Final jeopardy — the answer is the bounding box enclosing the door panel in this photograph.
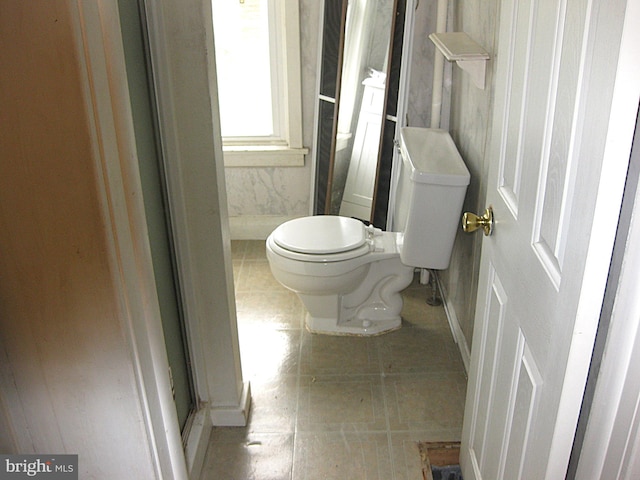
[461,0,631,478]
[468,268,509,479]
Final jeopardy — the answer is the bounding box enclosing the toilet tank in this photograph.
[394,127,470,269]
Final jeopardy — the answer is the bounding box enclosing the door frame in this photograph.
[74,3,189,478]
[79,1,250,479]
[572,104,640,479]
[137,0,252,472]
[544,0,640,474]
[571,0,640,468]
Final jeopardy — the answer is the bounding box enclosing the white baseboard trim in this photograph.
[184,408,212,480]
[229,215,302,240]
[210,381,252,427]
[438,277,471,374]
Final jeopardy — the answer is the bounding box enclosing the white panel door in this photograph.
[340,82,385,220]
[460,0,637,478]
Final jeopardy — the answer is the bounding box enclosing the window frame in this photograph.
[215,0,308,167]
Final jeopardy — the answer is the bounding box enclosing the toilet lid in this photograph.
[272,216,367,254]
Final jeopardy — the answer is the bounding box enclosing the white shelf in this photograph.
[429,32,490,89]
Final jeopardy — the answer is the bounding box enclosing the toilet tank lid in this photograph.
[400,127,471,186]
[271,216,367,254]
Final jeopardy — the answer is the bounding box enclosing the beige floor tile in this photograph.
[231,240,249,259]
[236,259,284,293]
[244,377,298,433]
[200,431,294,480]
[293,432,392,480]
[385,372,467,432]
[244,240,268,260]
[299,331,380,375]
[400,283,451,329]
[238,326,301,381]
[388,432,427,480]
[297,375,387,433]
[377,325,464,374]
[236,290,304,330]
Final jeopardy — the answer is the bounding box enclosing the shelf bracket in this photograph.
[429,32,490,89]
[455,59,487,89]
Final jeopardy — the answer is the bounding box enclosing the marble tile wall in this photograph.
[225,167,311,217]
[439,0,499,348]
[406,0,448,129]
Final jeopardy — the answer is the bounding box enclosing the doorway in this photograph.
[126,0,640,476]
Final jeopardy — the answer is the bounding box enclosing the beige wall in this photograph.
[440,0,500,348]
[0,2,157,476]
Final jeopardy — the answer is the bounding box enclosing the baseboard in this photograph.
[438,278,471,374]
[210,381,252,427]
[184,408,212,480]
[229,215,302,240]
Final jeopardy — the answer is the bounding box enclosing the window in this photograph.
[211,0,307,166]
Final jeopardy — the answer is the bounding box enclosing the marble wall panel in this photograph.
[225,167,310,216]
[440,0,499,349]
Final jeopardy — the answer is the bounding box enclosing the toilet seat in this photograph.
[270,216,373,263]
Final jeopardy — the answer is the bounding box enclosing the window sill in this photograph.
[222,146,309,167]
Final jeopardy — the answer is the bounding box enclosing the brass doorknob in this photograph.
[462,206,494,236]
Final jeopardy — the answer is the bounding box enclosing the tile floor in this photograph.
[199,240,467,480]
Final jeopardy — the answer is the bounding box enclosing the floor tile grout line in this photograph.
[291,300,305,479]
[227,240,466,479]
[377,327,398,480]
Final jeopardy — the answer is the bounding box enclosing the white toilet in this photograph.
[266,127,470,336]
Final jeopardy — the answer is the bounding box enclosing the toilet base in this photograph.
[306,313,402,336]
[296,258,413,336]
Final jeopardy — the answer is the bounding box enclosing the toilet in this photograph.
[266,127,470,336]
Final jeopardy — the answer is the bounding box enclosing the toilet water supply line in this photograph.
[430,0,449,129]
[423,0,449,306]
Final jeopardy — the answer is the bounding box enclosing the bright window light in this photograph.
[211,0,275,139]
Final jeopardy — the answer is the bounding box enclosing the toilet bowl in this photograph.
[266,127,471,336]
[266,215,414,335]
